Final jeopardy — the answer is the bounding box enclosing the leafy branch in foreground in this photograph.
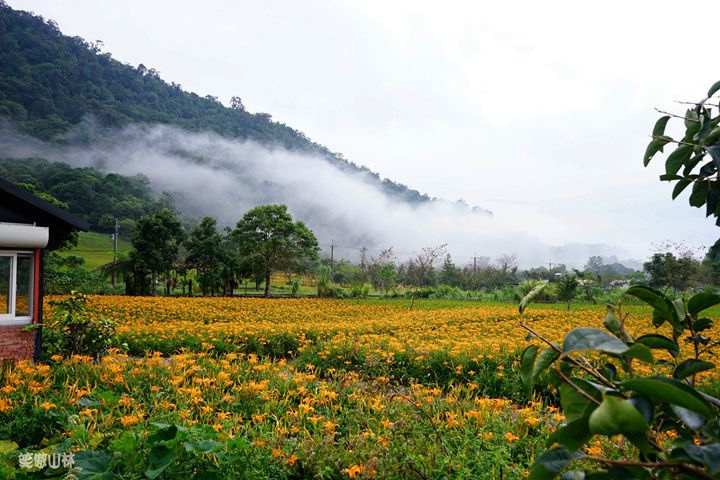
[644,80,720,225]
[519,285,720,479]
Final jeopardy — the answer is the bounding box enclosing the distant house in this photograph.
[0,178,89,361]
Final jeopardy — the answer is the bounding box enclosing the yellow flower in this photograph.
[342,464,365,479]
[79,408,97,418]
[504,432,520,443]
[119,415,139,427]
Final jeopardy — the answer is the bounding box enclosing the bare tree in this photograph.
[409,244,447,309]
[496,253,518,274]
[358,245,369,282]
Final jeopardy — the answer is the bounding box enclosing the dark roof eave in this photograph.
[0,177,91,231]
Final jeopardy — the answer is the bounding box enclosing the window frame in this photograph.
[0,250,34,326]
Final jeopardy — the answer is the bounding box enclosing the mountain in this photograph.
[0,2,445,206]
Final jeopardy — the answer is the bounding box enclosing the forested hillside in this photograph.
[0,157,169,232]
[0,1,430,204]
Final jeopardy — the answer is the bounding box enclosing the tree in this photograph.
[130,208,185,295]
[555,274,579,310]
[377,263,397,299]
[439,254,461,286]
[643,251,698,292]
[185,217,223,296]
[584,255,604,276]
[232,204,319,298]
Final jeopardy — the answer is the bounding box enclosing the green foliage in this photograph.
[1,158,168,232]
[233,204,319,298]
[643,251,700,291]
[43,252,109,294]
[644,80,720,224]
[287,277,301,297]
[519,282,548,314]
[348,281,370,299]
[185,217,224,296]
[40,292,116,360]
[555,275,579,309]
[520,286,720,479]
[316,265,342,298]
[127,209,185,295]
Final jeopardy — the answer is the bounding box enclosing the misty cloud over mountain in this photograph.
[0,121,635,268]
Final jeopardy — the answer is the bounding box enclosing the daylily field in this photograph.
[0,297,717,479]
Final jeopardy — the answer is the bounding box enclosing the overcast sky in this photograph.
[10,0,720,260]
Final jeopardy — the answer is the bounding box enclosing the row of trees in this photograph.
[118,205,318,297]
[116,204,719,299]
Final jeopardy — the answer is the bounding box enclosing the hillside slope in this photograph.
[0,2,432,204]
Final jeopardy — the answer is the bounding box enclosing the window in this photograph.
[0,252,34,324]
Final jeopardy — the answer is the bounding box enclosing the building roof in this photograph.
[0,177,90,248]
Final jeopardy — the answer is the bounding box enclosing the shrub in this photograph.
[40,293,116,360]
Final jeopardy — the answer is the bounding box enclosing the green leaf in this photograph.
[688,292,720,316]
[672,298,686,321]
[533,347,560,382]
[603,307,632,343]
[520,345,539,398]
[644,136,672,166]
[623,343,654,364]
[672,179,692,199]
[148,424,179,444]
[74,450,114,480]
[674,359,715,380]
[562,328,628,355]
[627,396,654,423]
[653,116,671,137]
[704,127,720,147]
[547,418,592,452]
[520,282,548,314]
[588,395,648,435]
[621,377,713,417]
[184,440,223,454]
[529,447,585,480]
[634,334,679,358]
[690,181,709,208]
[694,318,713,332]
[707,184,719,217]
[708,80,720,98]
[671,405,705,430]
[665,145,693,176]
[625,286,680,331]
[560,378,602,422]
[683,441,720,474]
[683,153,706,175]
[145,445,178,479]
[77,398,102,407]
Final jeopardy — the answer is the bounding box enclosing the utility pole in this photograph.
[112,219,119,289]
[330,240,334,274]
